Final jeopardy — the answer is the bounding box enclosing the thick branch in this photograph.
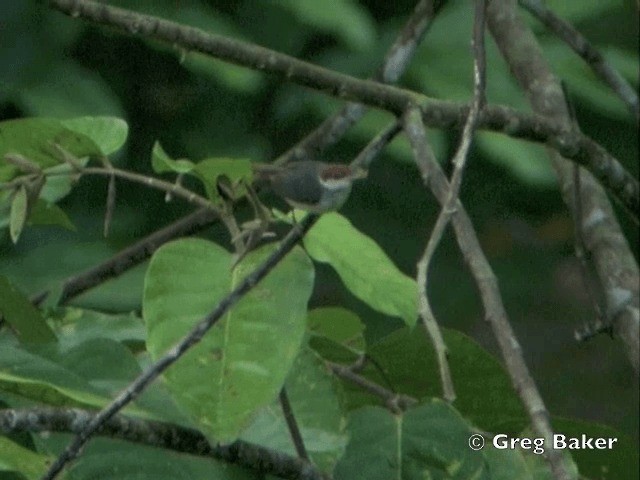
[519,0,639,121]
[0,408,329,480]
[487,0,639,374]
[48,0,639,217]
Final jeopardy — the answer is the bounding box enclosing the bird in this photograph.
[252,160,367,214]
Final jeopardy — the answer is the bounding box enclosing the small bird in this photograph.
[252,160,367,213]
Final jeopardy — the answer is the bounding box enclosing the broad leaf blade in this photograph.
[304,213,417,326]
[334,401,489,480]
[143,238,314,443]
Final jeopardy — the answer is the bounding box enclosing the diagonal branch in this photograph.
[487,0,639,375]
[48,0,639,217]
[405,0,488,404]
[519,0,639,121]
[0,407,330,480]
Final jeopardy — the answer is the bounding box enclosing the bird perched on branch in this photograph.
[252,160,367,214]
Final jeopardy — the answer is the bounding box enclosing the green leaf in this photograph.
[241,346,347,472]
[334,401,489,480]
[0,332,188,425]
[308,307,365,347]
[0,436,51,480]
[0,117,99,182]
[0,275,56,343]
[304,213,417,327]
[27,199,76,231]
[143,238,314,443]
[9,184,28,243]
[0,335,114,409]
[150,141,194,174]
[193,157,253,202]
[365,327,526,430]
[61,116,128,156]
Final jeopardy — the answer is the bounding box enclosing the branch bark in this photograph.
[487,0,639,374]
[48,0,639,217]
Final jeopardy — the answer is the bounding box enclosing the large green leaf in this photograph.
[334,401,489,480]
[0,332,187,425]
[368,327,526,430]
[143,238,314,443]
[0,335,113,409]
[308,306,365,359]
[304,213,417,327]
[50,307,146,350]
[240,346,347,472]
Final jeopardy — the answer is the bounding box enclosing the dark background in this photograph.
[1,0,638,439]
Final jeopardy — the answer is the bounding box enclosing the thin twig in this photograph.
[1,407,329,480]
[48,0,640,217]
[519,0,639,121]
[404,0,487,404]
[414,130,575,480]
[3,161,246,254]
[404,108,456,403]
[40,214,318,480]
[326,361,417,413]
[279,388,309,460]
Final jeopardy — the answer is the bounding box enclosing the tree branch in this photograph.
[48,0,639,218]
[0,407,330,480]
[519,0,639,121]
[487,0,639,375]
[410,88,576,480]
[405,0,487,404]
